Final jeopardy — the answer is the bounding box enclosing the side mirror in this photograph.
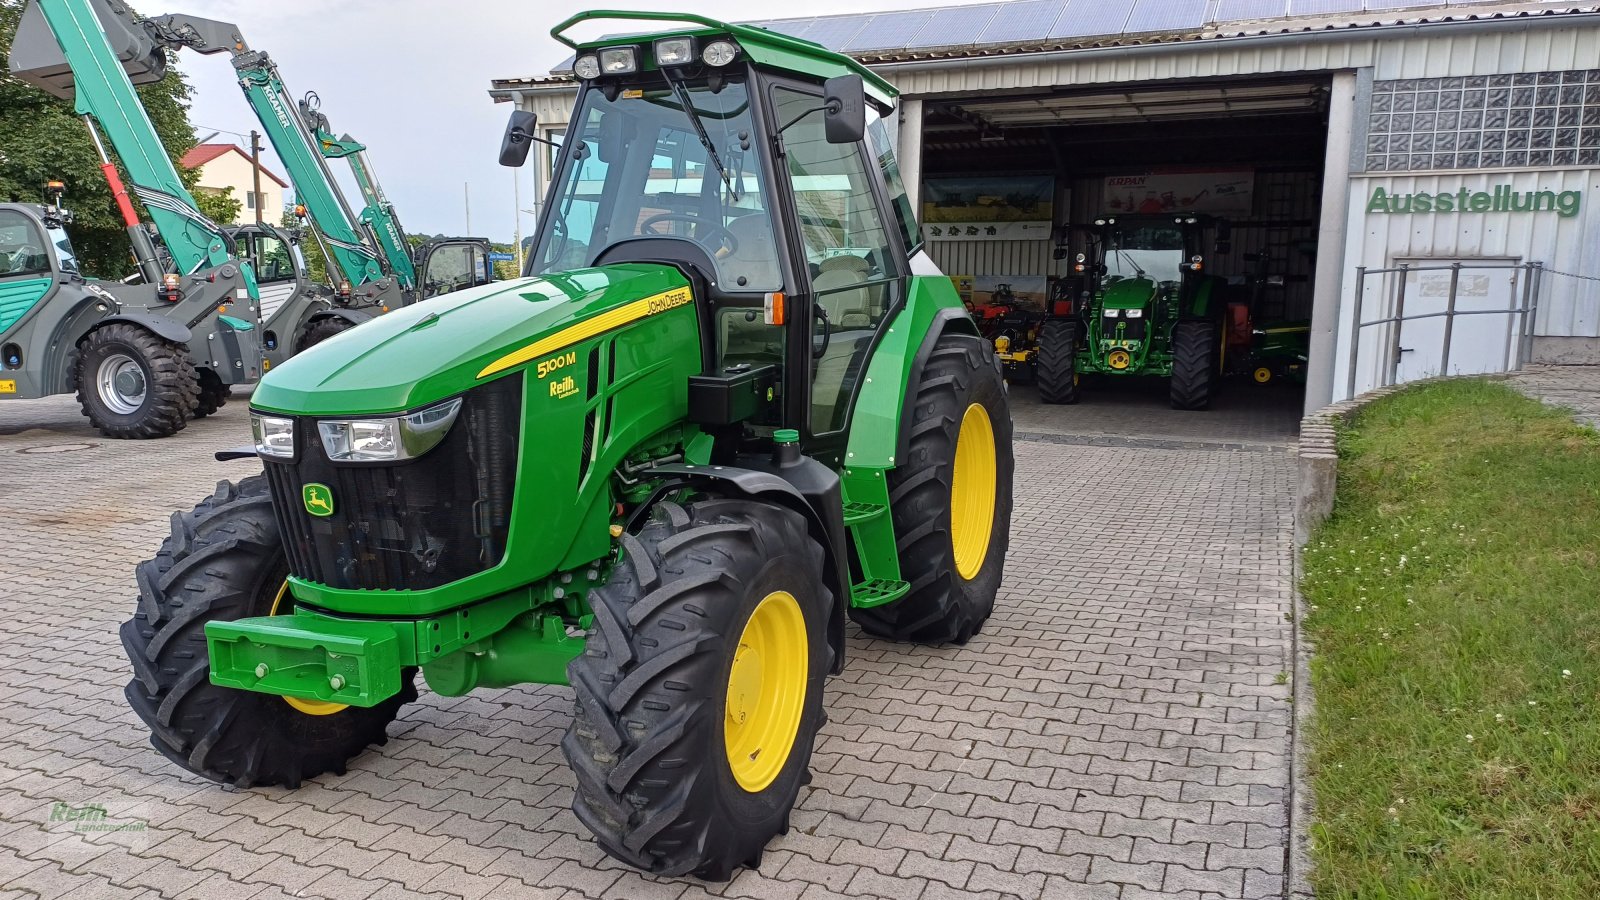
[823,74,865,144]
[499,110,537,168]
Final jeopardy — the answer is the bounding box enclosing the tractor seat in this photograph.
[813,255,878,329]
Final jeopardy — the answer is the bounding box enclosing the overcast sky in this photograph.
[181,0,994,244]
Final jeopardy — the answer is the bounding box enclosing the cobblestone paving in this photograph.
[0,386,1298,900]
[1505,364,1600,428]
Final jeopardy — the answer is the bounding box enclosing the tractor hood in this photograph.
[1100,277,1160,311]
[250,263,691,416]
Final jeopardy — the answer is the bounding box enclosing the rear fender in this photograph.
[637,460,852,675]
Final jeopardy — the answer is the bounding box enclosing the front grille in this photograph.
[1102,318,1147,343]
[263,376,523,591]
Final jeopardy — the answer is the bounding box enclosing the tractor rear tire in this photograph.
[850,332,1013,645]
[120,476,415,788]
[564,499,830,880]
[1170,319,1218,411]
[297,317,353,352]
[1036,319,1080,404]
[75,323,197,439]
[192,368,230,418]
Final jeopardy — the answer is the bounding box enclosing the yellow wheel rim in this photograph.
[950,403,998,581]
[1253,366,1273,384]
[1107,349,1131,370]
[269,582,350,717]
[725,591,809,793]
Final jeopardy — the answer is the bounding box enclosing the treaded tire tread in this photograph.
[1036,318,1080,405]
[848,333,1013,645]
[1170,319,1218,411]
[121,475,415,789]
[297,318,352,352]
[564,499,831,880]
[192,368,229,418]
[75,323,197,439]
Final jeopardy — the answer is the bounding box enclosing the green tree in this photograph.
[0,0,220,278]
[194,186,241,229]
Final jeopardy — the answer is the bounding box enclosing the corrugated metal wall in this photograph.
[1335,167,1600,392]
[925,239,1058,282]
[880,20,1600,98]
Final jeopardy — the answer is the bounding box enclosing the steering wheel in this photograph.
[638,212,739,255]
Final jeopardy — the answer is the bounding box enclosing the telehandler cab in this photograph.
[121,11,1015,881]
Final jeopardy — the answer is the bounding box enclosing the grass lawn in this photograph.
[1303,379,1600,899]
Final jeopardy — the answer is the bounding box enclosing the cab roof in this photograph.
[550,10,898,106]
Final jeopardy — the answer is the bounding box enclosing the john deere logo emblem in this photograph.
[303,483,334,517]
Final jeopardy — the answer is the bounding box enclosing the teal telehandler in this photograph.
[3,0,261,437]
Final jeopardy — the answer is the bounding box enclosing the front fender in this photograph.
[642,460,851,676]
[90,312,191,345]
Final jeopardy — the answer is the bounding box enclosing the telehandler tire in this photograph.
[564,498,830,880]
[1170,319,1218,410]
[121,476,415,788]
[192,368,230,418]
[76,323,197,439]
[850,332,1013,645]
[297,317,353,351]
[1036,319,1081,404]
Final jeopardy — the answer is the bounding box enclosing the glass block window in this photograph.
[1367,71,1600,172]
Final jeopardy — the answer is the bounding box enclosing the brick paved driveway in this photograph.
[0,381,1299,900]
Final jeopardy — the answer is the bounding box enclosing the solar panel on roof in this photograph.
[759,18,818,40]
[1215,0,1294,22]
[1048,0,1133,39]
[1125,0,1209,33]
[913,3,1004,49]
[977,0,1069,45]
[842,11,936,52]
[801,14,875,52]
[1286,0,1364,15]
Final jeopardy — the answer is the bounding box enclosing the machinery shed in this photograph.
[492,0,1600,416]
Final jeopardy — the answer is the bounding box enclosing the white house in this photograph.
[180,143,288,225]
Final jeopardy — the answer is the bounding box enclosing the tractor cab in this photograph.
[0,201,75,281]
[506,19,918,456]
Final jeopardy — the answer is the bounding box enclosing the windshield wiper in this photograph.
[1116,248,1146,278]
[665,74,740,203]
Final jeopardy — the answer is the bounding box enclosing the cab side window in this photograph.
[773,86,897,435]
[0,211,51,278]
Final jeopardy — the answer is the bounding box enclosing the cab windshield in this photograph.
[530,77,780,292]
[1106,224,1184,284]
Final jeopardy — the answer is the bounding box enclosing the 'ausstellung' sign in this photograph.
[1367,186,1583,218]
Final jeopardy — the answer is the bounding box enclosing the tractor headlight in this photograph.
[251,413,296,459]
[654,37,696,67]
[1124,308,1143,318]
[597,46,639,76]
[573,55,601,79]
[703,40,738,67]
[316,397,463,462]
[1103,309,1119,318]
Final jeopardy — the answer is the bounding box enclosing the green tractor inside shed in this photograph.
[1037,214,1226,409]
[119,11,1014,881]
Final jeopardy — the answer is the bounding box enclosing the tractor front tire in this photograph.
[297,317,353,352]
[850,332,1013,644]
[564,499,830,880]
[191,368,230,418]
[1170,319,1218,410]
[75,323,197,439]
[121,476,415,788]
[1036,319,1081,404]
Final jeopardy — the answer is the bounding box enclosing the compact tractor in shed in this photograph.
[1037,215,1226,409]
[120,12,1014,881]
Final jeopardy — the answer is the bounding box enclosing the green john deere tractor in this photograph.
[1037,215,1225,409]
[120,11,1013,881]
